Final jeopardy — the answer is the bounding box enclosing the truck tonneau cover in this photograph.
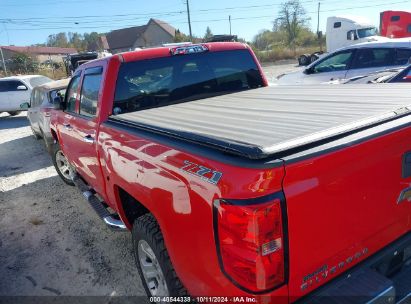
[114,84,411,159]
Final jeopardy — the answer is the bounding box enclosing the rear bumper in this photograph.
[299,232,411,304]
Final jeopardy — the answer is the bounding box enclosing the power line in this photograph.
[0,0,316,22]
[1,0,409,32]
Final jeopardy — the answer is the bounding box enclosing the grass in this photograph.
[254,46,321,63]
[0,68,68,80]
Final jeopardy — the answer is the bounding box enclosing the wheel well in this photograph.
[50,129,58,142]
[117,187,150,226]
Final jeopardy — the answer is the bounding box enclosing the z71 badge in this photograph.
[180,160,223,185]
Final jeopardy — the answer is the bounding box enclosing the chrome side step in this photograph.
[72,174,127,231]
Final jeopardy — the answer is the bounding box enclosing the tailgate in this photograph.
[282,122,411,299]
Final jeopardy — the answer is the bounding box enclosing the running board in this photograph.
[72,174,127,231]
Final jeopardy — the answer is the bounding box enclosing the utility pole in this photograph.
[317,1,322,52]
[185,0,193,41]
[229,15,232,35]
[0,47,7,76]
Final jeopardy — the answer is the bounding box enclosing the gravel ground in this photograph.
[0,112,145,301]
[261,60,302,83]
[0,63,297,300]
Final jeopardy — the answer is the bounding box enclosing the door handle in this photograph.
[83,135,94,143]
[63,123,73,131]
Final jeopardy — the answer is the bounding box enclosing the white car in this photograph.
[277,39,411,85]
[0,75,52,116]
[23,78,70,152]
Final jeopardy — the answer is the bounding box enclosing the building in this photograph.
[102,19,177,53]
[0,46,77,66]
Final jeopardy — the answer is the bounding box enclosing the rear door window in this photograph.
[395,48,411,65]
[32,89,40,107]
[65,75,81,113]
[79,67,103,118]
[352,48,394,69]
[0,80,27,92]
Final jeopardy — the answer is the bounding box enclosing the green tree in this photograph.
[47,32,69,47]
[203,26,213,41]
[11,53,38,73]
[252,30,287,50]
[174,29,190,42]
[84,32,102,51]
[68,32,84,50]
[275,0,310,53]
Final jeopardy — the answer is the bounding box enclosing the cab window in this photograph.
[65,75,81,113]
[312,50,354,73]
[113,49,264,115]
[79,67,103,118]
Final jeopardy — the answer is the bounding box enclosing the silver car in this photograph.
[22,78,70,152]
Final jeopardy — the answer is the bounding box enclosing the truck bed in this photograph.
[113,84,411,159]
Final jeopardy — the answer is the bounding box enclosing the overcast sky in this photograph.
[0,0,410,46]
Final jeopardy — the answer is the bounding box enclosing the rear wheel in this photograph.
[8,111,21,116]
[52,143,74,186]
[132,214,188,297]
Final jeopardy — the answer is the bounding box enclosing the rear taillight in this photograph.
[213,193,286,293]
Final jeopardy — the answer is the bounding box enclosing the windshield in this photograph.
[113,49,264,115]
[357,27,378,38]
[29,76,52,88]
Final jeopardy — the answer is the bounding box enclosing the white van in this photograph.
[0,75,52,116]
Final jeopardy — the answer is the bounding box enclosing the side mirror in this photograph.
[17,85,28,91]
[20,102,30,109]
[53,96,65,110]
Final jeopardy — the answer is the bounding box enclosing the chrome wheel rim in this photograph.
[138,240,169,296]
[55,150,72,180]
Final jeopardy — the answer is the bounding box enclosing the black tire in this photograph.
[132,214,189,297]
[8,111,21,116]
[52,143,74,186]
[298,54,309,66]
[310,54,319,64]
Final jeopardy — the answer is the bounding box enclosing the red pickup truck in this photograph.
[50,42,411,303]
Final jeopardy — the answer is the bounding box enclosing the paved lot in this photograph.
[0,63,298,298]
